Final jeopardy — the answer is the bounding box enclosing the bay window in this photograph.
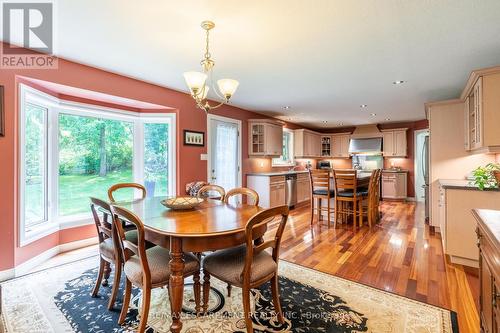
[19,84,176,245]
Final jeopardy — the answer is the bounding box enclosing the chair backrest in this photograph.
[109,204,151,285]
[368,169,381,196]
[224,187,259,206]
[242,205,289,283]
[197,184,226,201]
[108,183,147,203]
[90,197,113,244]
[309,169,331,193]
[333,169,358,192]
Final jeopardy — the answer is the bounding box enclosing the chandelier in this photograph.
[183,21,239,113]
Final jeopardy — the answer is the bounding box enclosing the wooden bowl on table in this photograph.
[161,196,203,210]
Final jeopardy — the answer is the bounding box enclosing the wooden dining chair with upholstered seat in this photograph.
[309,169,335,228]
[361,169,382,227]
[90,197,141,310]
[197,184,226,201]
[108,182,147,203]
[202,205,289,333]
[333,170,368,231]
[109,204,201,333]
[224,187,259,206]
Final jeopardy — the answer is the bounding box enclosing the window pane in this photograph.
[144,123,169,196]
[24,103,47,228]
[58,114,134,215]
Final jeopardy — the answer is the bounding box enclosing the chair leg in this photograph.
[353,199,357,232]
[227,283,232,297]
[137,285,151,333]
[327,197,331,228]
[107,261,122,310]
[310,197,315,226]
[317,198,322,221]
[103,261,111,287]
[91,257,105,297]
[242,286,253,333]
[202,271,211,314]
[271,275,285,324]
[334,199,338,227]
[359,198,363,227]
[193,270,202,315]
[118,278,132,325]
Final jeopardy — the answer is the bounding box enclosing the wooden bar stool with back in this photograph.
[309,169,335,228]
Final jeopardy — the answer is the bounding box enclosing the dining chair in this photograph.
[108,183,147,202]
[202,205,289,333]
[109,204,201,333]
[309,169,335,228]
[224,187,259,206]
[90,197,140,310]
[333,170,368,231]
[360,169,382,227]
[197,184,226,201]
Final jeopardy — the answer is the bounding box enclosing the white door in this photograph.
[208,116,241,191]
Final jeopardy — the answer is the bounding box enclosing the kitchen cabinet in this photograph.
[381,171,407,199]
[248,119,283,157]
[462,69,500,154]
[331,133,351,158]
[381,129,407,157]
[473,209,500,333]
[296,172,310,203]
[247,175,286,208]
[321,136,332,157]
[294,129,321,158]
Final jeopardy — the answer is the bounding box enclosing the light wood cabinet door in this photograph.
[394,130,407,157]
[382,132,394,156]
[480,253,494,333]
[265,124,283,156]
[382,172,407,199]
[248,120,283,157]
[270,182,286,207]
[340,135,350,157]
[296,175,310,203]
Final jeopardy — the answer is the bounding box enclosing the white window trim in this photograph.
[272,128,295,167]
[18,84,176,246]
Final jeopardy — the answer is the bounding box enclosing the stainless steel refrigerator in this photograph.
[422,135,430,221]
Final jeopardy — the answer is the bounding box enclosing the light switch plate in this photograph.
[200,154,208,161]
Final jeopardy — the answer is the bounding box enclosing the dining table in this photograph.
[112,196,264,333]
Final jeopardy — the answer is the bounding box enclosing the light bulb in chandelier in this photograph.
[183,71,207,96]
[217,79,239,100]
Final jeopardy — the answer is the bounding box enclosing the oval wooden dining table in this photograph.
[112,196,264,333]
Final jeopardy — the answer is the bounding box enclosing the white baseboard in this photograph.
[0,237,98,281]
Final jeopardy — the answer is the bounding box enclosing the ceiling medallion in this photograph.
[183,21,239,113]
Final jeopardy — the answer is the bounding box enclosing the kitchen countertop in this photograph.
[382,169,409,173]
[439,179,500,191]
[472,209,500,249]
[246,170,309,177]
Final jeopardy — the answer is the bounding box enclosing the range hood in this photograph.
[348,125,383,155]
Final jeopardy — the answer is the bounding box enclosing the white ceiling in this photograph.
[51,0,500,128]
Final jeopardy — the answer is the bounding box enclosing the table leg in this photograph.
[202,271,210,314]
[168,237,184,333]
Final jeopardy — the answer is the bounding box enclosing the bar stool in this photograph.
[309,169,335,228]
[333,170,368,231]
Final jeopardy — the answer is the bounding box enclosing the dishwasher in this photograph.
[285,174,297,208]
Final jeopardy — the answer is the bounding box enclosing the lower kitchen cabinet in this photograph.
[472,209,500,333]
[381,171,407,199]
[296,173,310,203]
[247,175,286,208]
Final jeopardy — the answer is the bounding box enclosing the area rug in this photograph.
[0,256,458,333]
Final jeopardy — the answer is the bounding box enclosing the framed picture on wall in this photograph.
[0,85,4,137]
[183,130,204,146]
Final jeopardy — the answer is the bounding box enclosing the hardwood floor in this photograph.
[273,201,479,333]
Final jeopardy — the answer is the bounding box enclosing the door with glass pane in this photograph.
[208,117,241,191]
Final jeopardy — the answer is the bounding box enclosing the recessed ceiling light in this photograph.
[393,80,405,85]
[339,122,344,126]
[283,106,291,110]
[360,104,368,108]
[370,113,376,117]
[385,118,391,121]
[322,121,328,124]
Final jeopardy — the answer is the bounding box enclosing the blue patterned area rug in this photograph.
[0,257,458,332]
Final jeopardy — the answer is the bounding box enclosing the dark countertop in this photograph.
[472,209,500,249]
[246,170,309,177]
[439,179,500,191]
[382,169,409,173]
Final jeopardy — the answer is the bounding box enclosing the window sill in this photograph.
[20,215,94,247]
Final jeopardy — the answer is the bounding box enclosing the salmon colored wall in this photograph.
[379,120,429,198]
[0,43,304,271]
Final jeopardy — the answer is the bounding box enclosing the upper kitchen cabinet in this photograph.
[381,128,407,157]
[294,129,321,158]
[462,67,500,153]
[331,133,351,158]
[321,135,332,157]
[248,119,283,157]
